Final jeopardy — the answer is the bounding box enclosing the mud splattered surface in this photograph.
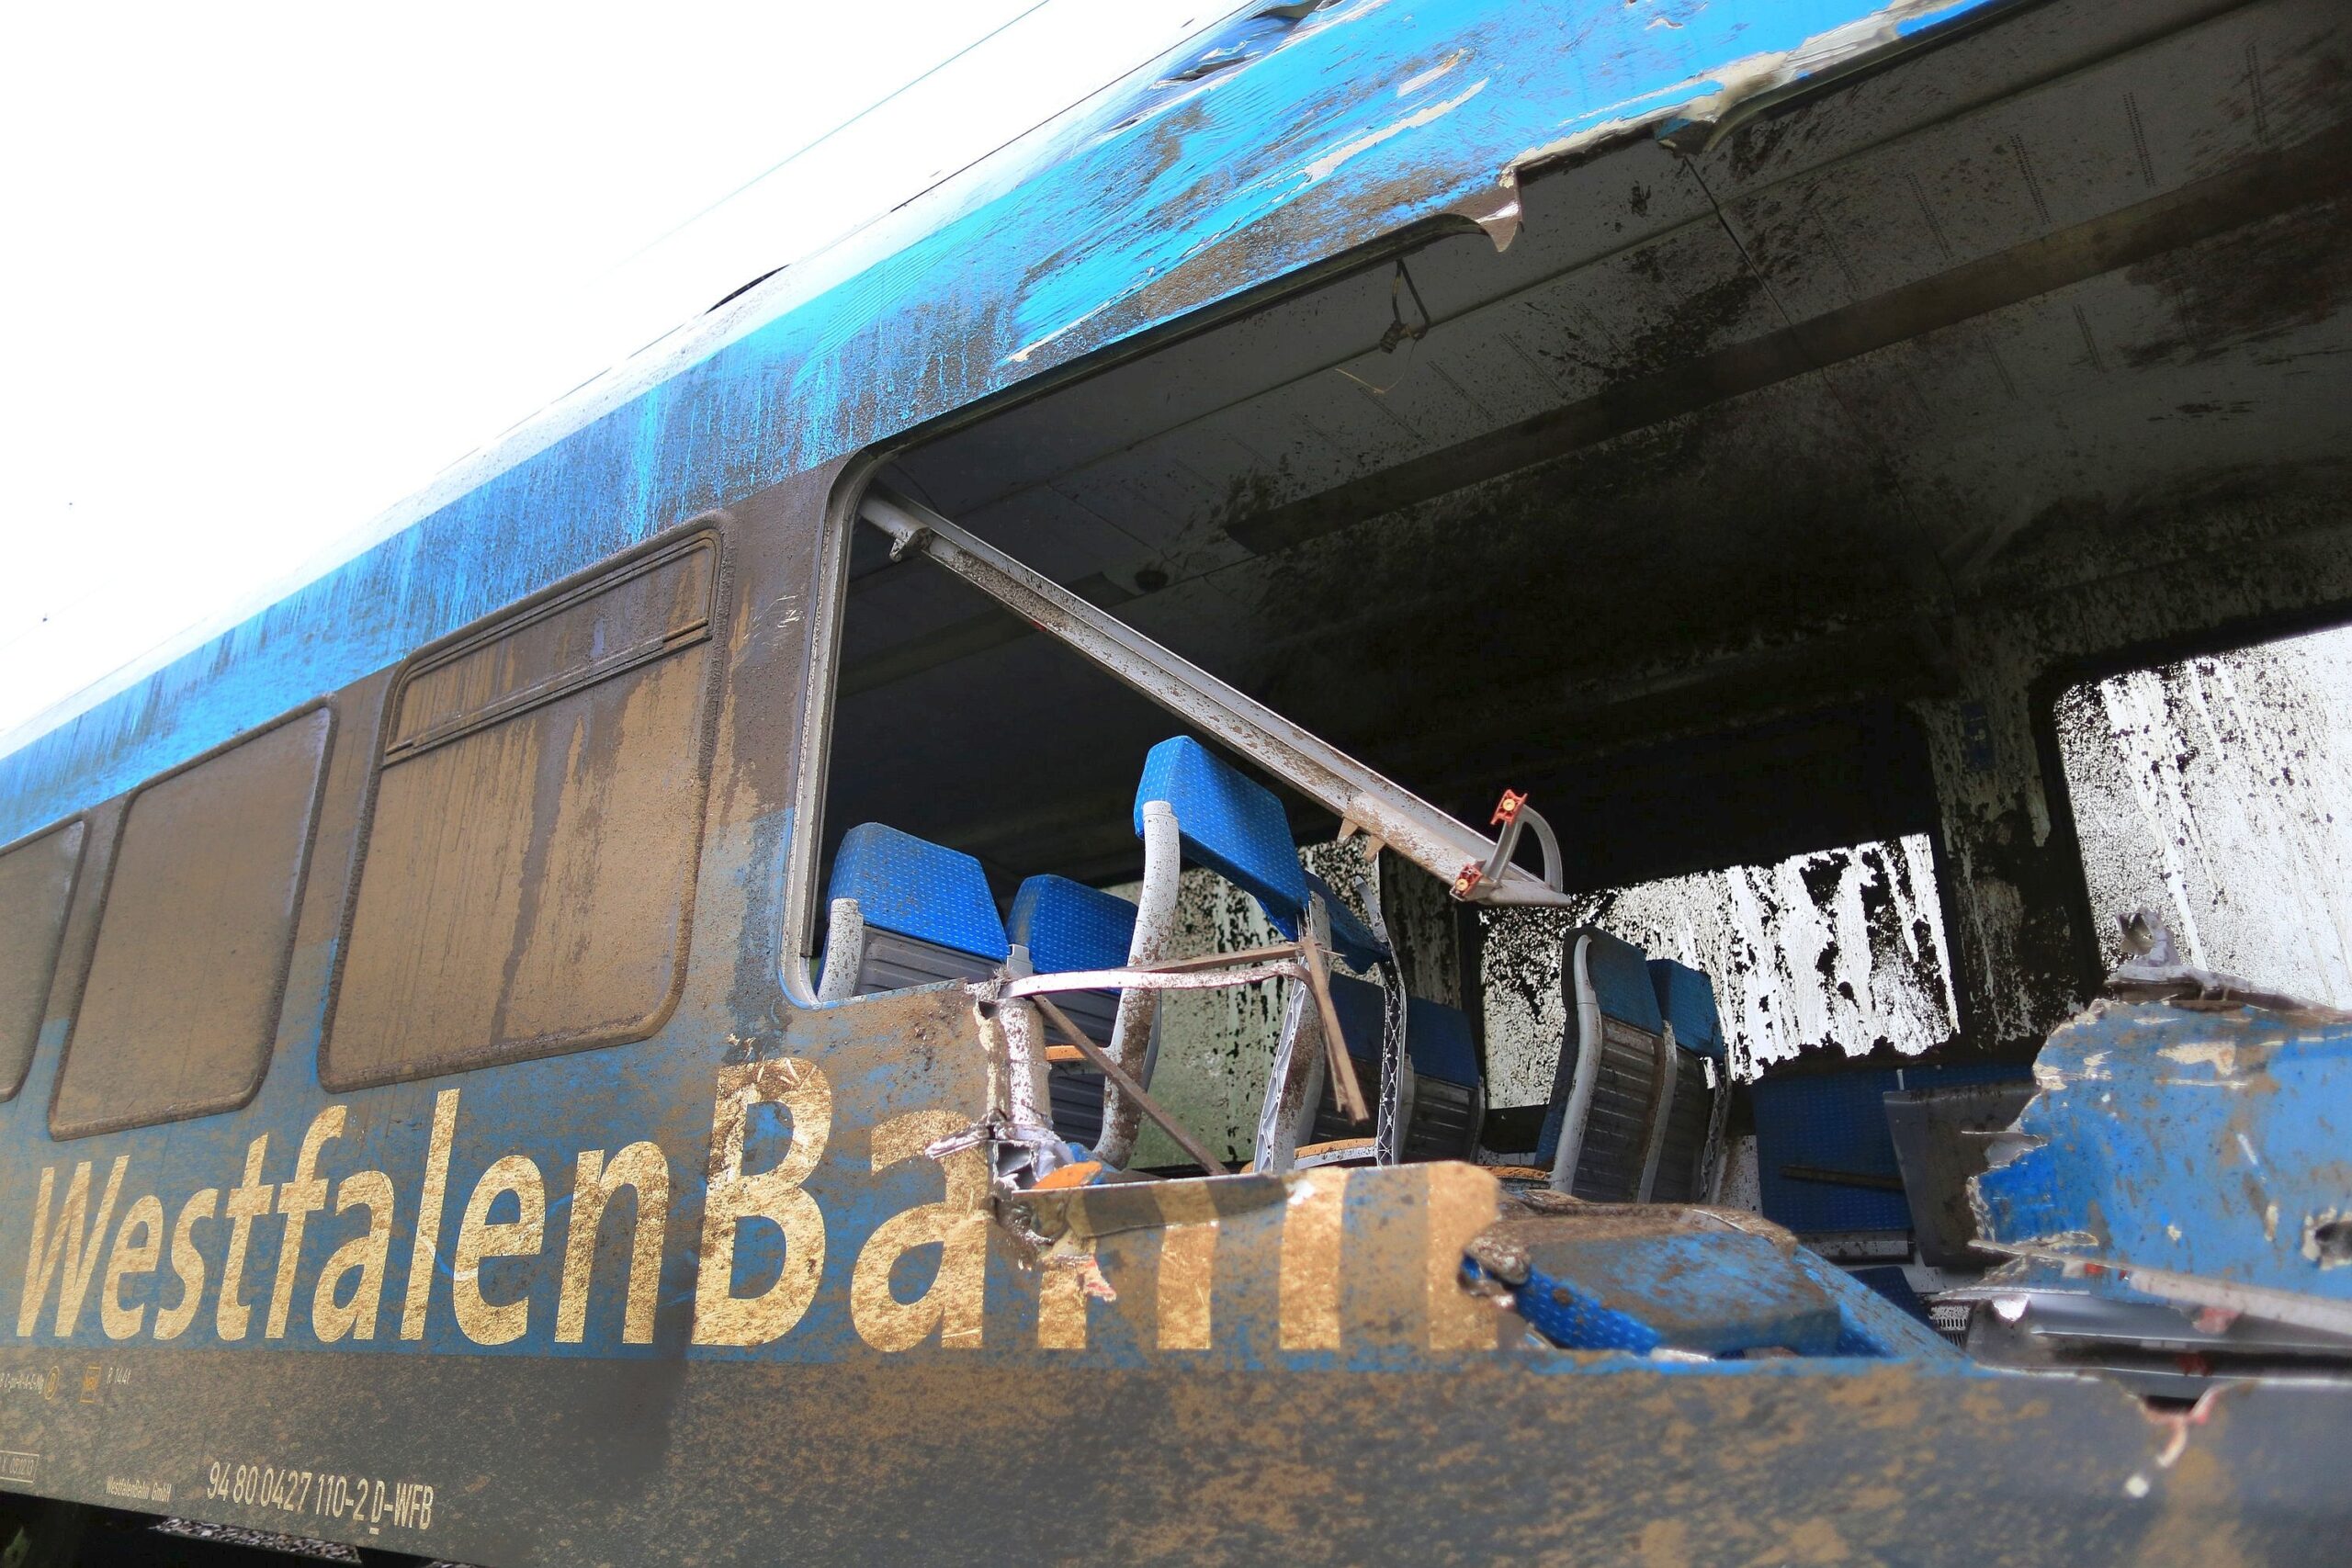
[1114,846,1459,1168]
[1116,867,1288,1168]
[2053,622,2352,1008]
[1480,834,1958,1103]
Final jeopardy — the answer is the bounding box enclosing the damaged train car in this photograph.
[2,0,2349,1561]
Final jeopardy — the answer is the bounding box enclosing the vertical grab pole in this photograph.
[1096,800,1181,1168]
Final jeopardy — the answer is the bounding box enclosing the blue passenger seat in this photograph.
[1304,976,1485,1160]
[1006,874,1139,1145]
[817,823,1009,999]
[1750,1059,2033,1244]
[1134,736,1482,1164]
[1536,931,1671,1200]
[1134,737,1385,969]
[1644,958,1727,1202]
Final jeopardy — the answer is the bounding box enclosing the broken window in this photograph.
[1479,833,1961,1105]
[792,494,1192,1003]
[784,481,1530,1174]
[2052,619,2352,1008]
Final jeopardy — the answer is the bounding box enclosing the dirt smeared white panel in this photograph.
[1111,866,1287,1169]
[1480,834,1960,1103]
[2054,624,2352,1009]
[1116,847,1460,1168]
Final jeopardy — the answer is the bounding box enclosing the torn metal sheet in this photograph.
[1973,998,2352,1325]
[1472,1198,1958,1359]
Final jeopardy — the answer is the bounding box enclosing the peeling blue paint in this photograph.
[1974,1000,2352,1303]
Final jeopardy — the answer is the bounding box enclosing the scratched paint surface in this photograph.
[1974,998,2352,1297]
[0,0,2015,845]
[2053,622,2352,1009]
[1479,833,1959,1105]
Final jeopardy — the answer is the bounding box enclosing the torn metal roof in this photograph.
[0,0,2018,840]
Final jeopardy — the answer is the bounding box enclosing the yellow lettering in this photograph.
[217,1136,276,1342]
[268,1106,345,1338]
[851,1110,988,1352]
[153,1190,219,1342]
[452,1156,545,1346]
[18,1158,128,1338]
[1277,1168,1348,1351]
[98,1196,164,1340]
[399,1089,460,1341]
[312,1171,395,1344]
[1424,1163,1500,1351]
[1038,1264,1089,1351]
[1154,1181,1219,1351]
[692,1060,830,1348]
[557,1143,669,1346]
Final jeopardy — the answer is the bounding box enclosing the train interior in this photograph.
[808,0,2352,1371]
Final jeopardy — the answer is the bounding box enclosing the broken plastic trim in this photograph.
[858,487,1570,907]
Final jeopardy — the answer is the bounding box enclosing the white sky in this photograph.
[0,1,1227,750]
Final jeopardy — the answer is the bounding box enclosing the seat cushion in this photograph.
[827,823,1008,961]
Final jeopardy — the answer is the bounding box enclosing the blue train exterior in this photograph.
[4,1,2351,1562]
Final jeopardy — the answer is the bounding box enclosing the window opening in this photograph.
[2052,618,2352,1009]
[791,477,1603,1178]
[1479,832,1961,1103]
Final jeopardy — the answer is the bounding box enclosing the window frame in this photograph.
[2030,601,2352,1000]
[50,700,337,1138]
[0,812,91,1103]
[780,460,876,1007]
[319,523,730,1089]
[783,462,1583,1009]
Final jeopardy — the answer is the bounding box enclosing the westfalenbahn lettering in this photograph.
[9,1059,987,1352]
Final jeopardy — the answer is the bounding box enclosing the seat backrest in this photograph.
[1136,736,1310,928]
[1647,959,1723,1060]
[1007,875,1144,1147]
[1644,958,1725,1203]
[1751,1059,2031,1242]
[1133,736,1384,967]
[1007,874,1137,974]
[822,823,1008,998]
[1537,930,1668,1199]
[1399,994,1482,1160]
[1303,976,1484,1160]
[1007,874,1137,1048]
